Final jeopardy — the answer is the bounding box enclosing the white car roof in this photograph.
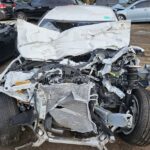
[43,5,117,22]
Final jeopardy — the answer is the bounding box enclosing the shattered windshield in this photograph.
[39,19,111,31]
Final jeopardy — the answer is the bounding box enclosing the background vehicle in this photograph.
[117,0,150,22]
[14,0,78,20]
[0,0,15,20]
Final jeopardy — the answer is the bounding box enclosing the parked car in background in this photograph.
[116,0,150,22]
[14,0,78,20]
[0,0,15,20]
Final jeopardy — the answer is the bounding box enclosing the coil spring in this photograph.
[127,67,139,88]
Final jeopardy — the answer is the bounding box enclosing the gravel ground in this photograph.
[0,22,150,150]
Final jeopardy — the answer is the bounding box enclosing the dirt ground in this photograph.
[0,23,150,150]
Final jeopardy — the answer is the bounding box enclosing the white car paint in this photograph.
[17,19,131,61]
[39,5,118,23]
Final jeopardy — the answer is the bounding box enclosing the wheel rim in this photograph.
[122,94,140,135]
[118,15,125,20]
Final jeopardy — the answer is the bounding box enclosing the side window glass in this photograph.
[145,1,150,7]
[134,2,149,9]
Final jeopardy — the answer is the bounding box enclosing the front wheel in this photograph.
[120,88,150,146]
[118,14,126,20]
[0,93,20,146]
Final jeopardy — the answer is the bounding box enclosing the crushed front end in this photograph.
[0,20,149,150]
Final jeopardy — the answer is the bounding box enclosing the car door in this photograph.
[144,1,150,21]
[126,1,148,22]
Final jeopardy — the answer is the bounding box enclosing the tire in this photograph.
[0,24,17,64]
[0,93,20,146]
[16,11,27,21]
[0,41,16,64]
[120,88,150,146]
[118,14,126,20]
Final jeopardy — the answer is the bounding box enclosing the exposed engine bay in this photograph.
[0,20,149,150]
[0,47,143,149]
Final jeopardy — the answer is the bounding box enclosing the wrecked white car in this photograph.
[0,6,150,150]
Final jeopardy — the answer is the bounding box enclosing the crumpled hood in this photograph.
[17,20,131,61]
